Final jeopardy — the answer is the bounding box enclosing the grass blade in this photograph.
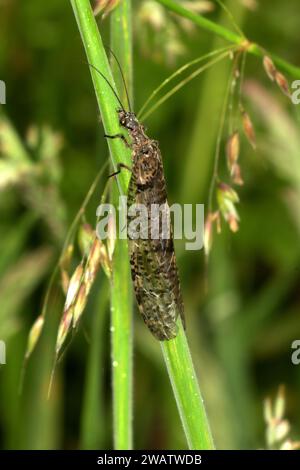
[69,0,133,450]
[109,1,134,450]
[155,0,300,78]
[161,320,214,449]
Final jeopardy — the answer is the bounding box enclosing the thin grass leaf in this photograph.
[138,45,235,119]
[110,0,134,450]
[140,50,233,121]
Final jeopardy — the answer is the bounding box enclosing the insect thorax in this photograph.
[118,109,142,134]
[118,109,161,186]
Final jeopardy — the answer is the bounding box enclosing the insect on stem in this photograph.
[91,60,186,340]
[120,107,186,340]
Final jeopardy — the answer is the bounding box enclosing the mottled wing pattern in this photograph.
[127,145,184,341]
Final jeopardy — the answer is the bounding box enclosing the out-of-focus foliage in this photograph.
[0,0,300,450]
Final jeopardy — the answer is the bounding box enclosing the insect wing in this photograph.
[127,154,184,340]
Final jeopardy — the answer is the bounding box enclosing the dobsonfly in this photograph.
[90,61,185,341]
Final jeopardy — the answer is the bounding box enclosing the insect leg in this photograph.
[104,133,131,148]
[108,163,132,179]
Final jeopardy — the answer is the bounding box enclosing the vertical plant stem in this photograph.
[70,0,131,193]
[109,0,134,451]
[161,321,214,449]
[69,0,132,449]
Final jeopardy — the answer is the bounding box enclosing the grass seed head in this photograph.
[274,385,286,421]
[61,270,70,295]
[72,239,106,327]
[204,211,222,256]
[241,109,256,149]
[64,264,84,310]
[226,212,240,232]
[263,385,300,450]
[99,241,112,278]
[25,316,44,359]
[73,284,88,328]
[217,183,240,232]
[88,238,103,277]
[275,71,291,97]
[263,56,277,82]
[56,307,73,354]
[217,182,239,203]
[274,420,290,442]
[226,131,240,170]
[280,440,300,450]
[264,397,273,424]
[231,163,244,186]
[93,0,120,18]
[204,214,213,257]
[78,224,95,256]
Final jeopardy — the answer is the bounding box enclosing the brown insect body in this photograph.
[118,110,185,340]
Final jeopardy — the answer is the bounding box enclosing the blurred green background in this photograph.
[0,0,300,450]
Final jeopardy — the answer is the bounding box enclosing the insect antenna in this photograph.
[87,62,125,111]
[105,45,132,112]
